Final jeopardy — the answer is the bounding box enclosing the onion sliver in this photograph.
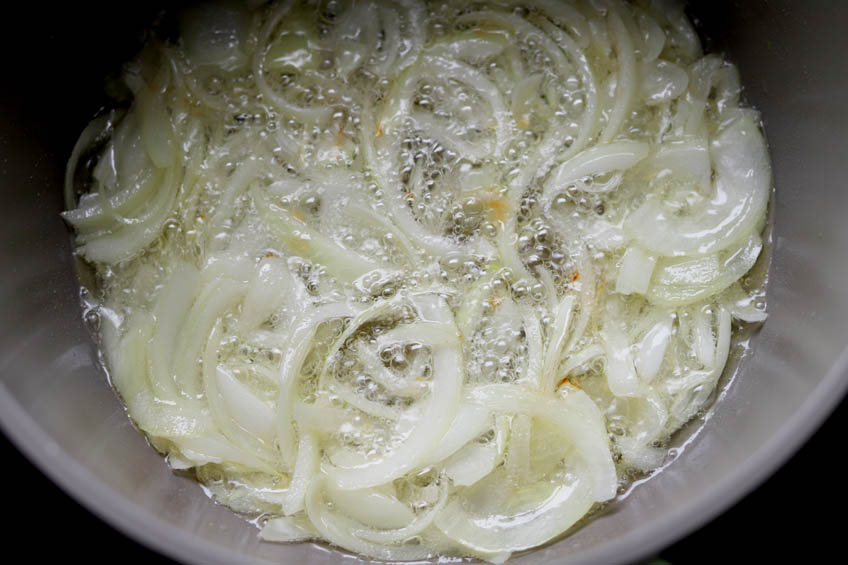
[435,466,593,553]
[326,296,463,489]
[467,384,616,501]
[626,115,770,256]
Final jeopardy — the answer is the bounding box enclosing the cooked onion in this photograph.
[63,0,770,562]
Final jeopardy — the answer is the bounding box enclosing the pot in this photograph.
[2,1,847,563]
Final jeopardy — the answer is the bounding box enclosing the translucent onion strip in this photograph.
[600,1,638,143]
[326,296,463,489]
[435,466,594,553]
[467,384,616,500]
[305,477,447,562]
[626,115,770,256]
[252,0,333,124]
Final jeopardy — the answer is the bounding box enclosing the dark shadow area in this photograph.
[654,397,846,563]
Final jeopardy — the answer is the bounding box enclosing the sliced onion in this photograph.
[721,283,768,323]
[282,430,318,515]
[380,55,509,157]
[260,515,317,543]
[613,392,669,473]
[76,161,180,264]
[67,2,772,560]
[435,465,594,553]
[640,59,688,105]
[62,165,162,232]
[519,301,544,388]
[215,365,276,441]
[328,382,402,421]
[564,242,598,355]
[424,403,492,466]
[362,120,460,256]
[254,189,381,282]
[62,110,121,211]
[504,414,532,483]
[444,415,507,487]
[149,264,201,402]
[325,482,415,530]
[528,0,592,48]
[354,342,428,398]
[354,480,449,544]
[634,315,673,382]
[651,0,701,60]
[138,88,176,169]
[427,30,508,63]
[391,0,425,74]
[648,233,762,306]
[540,294,576,392]
[635,6,665,62]
[686,55,741,133]
[345,201,420,265]
[693,308,717,367]
[665,306,732,425]
[615,245,657,296]
[208,157,263,237]
[650,136,711,190]
[371,5,402,76]
[276,303,360,466]
[174,434,277,472]
[201,321,279,469]
[543,140,650,207]
[252,2,333,124]
[110,316,213,439]
[328,2,378,76]
[600,4,638,142]
[181,0,251,71]
[626,115,770,257]
[238,255,298,333]
[601,315,642,398]
[559,344,604,378]
[172,276,248,398]
[305,477,447,561]
[467,384,617,500]
[326,297,463,489]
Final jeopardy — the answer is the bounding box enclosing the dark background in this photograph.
[2,1,845,563]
